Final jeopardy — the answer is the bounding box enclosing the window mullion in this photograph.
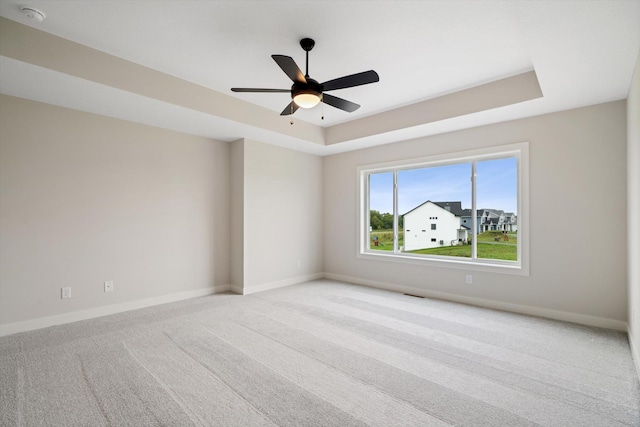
[366,174,371,251]
[393,170,398,254]
[471,162,477,259]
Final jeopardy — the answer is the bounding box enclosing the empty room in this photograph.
[1,1,640,425]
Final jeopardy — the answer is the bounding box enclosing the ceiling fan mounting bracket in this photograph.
[300,38,315,52]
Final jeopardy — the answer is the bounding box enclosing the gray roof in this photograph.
[432,201,466,216]
[403,200,465,217]
[404,201,517,219]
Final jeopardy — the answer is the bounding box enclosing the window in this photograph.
[358,142,528,275]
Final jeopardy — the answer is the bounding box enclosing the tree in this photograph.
[370,210,382,230]
[381,212,393,229]
[369,210,402,230]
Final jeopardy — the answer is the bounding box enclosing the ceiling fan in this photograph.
[231,38,379,116]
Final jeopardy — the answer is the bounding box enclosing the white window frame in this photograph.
[357,142,529,275]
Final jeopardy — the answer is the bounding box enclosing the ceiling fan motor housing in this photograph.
[292,78,322,100]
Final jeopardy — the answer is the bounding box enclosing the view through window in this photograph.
[363,145,524,269]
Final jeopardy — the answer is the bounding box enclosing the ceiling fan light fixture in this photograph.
[293,91,321,108]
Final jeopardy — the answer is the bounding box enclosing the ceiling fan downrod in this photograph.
[300,38,315,78]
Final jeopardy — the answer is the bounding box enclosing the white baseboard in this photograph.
[323,272,628,332]
[3,273,631,344]
[0,284,230,337]
[229,284,244,294]
[240,273,324,295]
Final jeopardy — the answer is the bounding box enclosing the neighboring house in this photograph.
[460,209,479,233]
[460,208,518,233]
[477,209,518,232]
[402,201,469,251]
[403,201,517,251]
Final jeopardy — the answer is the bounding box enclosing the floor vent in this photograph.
[403,293,425,298]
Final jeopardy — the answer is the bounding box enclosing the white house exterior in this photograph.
[403,201,517,251]
[403,201,468,251]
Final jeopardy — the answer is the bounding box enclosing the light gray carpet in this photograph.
[1,280,638,426]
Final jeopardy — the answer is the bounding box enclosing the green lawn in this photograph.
[370,230,402,251]
[476,230,518,245]
[408,243,517,261]
[369,230,517,261]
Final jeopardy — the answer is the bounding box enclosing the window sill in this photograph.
[357,250,529,276]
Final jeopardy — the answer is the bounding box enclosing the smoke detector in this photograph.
[20,6,46,22]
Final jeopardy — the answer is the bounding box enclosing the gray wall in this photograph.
[628,51,640,375]
[0,97,325,332]
[230,139,245,289]
[0,95,231,328]
[324,101,628,326]
[241,139,324,292]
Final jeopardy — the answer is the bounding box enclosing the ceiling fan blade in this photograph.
[322,93,360,112]
[321,70,379,91]
[231,88,290,93]
[280,101,300,116]
[272,55,306,84]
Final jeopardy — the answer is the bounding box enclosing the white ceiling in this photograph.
[1,1,639,155]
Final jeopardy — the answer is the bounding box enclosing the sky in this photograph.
[370,157,517,215]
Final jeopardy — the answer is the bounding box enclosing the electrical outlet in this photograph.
[104,281,114,292]
[465,275,473,284]
[61,287,71,299]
